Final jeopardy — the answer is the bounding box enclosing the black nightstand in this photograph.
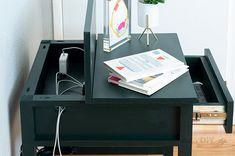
[20,0,233,156]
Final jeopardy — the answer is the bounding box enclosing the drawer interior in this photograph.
[185,56,221,105]
[35,42,85,95]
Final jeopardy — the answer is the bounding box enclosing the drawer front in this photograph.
[186,49,233,133]
[33,105,180,141]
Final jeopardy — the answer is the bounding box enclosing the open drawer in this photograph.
[185,49,233,133]
[20,40,86,143]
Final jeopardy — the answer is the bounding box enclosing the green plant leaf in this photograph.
[158,0,165,3]
[143,0,165,4]
[152,0,158,4]
[144,0,151,3]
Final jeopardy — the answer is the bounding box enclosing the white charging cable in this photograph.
[53,72,83,156]
[52,106,65,156]
[59,84,82,95]
[62,47,85,54]
[52,47,85,156]
[55,72,84,95]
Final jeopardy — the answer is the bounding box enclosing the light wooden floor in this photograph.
[64,125,235,156]
[189,125,235,156]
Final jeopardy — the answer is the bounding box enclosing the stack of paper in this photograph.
[104,49,188,96]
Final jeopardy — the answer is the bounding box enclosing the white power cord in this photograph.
[59,84,82,95]
[52,106,65,156]
[57,79,80,88]
[53,72,84,156]
[52,47,85,156]
[62,47,85,54]
[193,81,203,85]
[55,72,84,95]
[53,76,66,156]
[57,79,82,95]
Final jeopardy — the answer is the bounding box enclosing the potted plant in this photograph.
[138,0,165,45]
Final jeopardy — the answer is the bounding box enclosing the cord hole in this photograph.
[55,106,60,111]
[43,45,46,49]
[26,87,30,92]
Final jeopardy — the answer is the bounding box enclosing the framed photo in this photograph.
[104,0,131,52]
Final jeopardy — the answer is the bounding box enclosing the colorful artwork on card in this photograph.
[109,0,129,45]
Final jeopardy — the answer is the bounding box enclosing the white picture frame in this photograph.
[103,0,131,52]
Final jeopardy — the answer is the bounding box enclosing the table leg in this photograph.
[178,105,193,156]
[162,146,173,156]
[20,101,36,156]
[178,142,192,156]
[21,145,36,156]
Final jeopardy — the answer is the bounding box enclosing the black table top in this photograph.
[91,33,197,105]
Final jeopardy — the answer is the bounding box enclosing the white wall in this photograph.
[0,0,53,156]
[63,0,88,40]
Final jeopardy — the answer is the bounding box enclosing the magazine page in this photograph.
[104,49,185,82]
[108,67,189,95]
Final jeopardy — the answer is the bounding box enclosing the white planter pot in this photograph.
[138,1,159,28]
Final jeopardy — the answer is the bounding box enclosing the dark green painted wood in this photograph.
[92,34,198,105]
[178,106,193,156]
[204,49,233,133]
[67,147,173,155]
[33,105,180,141]
[84,0,96,103]
[20,38,190,156]
[20,39,233,156]
[22,41,50,96]
[20,96,37,156]
[185,49,234,133]
[185,56,220,104]
[20,40,86,156]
